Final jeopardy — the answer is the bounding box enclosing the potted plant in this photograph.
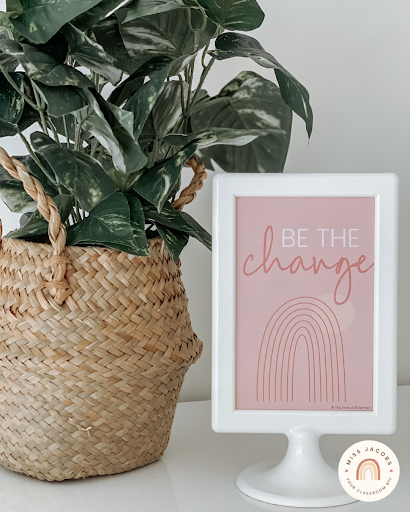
[0,0,312,481]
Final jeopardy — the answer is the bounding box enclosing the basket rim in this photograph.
[1,235,165,257]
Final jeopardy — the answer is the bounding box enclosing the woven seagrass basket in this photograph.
[0,148,205,481]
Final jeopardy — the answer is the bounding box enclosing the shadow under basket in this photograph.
[0,237,202,481]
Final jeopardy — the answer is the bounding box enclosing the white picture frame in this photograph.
[212,173,398,437]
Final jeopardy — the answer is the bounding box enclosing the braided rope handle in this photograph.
[173,156,207,211]
[0,148,207,305]
[0,147,69,305]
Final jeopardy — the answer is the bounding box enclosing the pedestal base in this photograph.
[236,429,357,508]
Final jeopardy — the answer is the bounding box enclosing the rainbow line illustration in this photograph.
[256,297,346,403]
[356,459,380,480]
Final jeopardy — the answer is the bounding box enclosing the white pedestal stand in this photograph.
[236,428,357,508]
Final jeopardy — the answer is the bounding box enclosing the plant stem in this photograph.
[0,64,41,111]
[17,128,58,186]
[30,80,48,134]
[201,42,210,68]
[62,115,71,149]
[47,118,60,145]
[73,198,81,223]
[184,61,195,131]
[188,57,215,115]
[90,138,99,158]
[74,117,83,152]
[178,74,187,117]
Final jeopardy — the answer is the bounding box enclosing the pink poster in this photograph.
[236,197,375,411]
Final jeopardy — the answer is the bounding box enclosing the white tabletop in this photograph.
[1,386,409,511]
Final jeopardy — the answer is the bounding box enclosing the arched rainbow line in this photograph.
[261,303,338,402]
[265,310,329,402]
[287,330,314,402]
[278,322,319,402]
[280,319,322,402]
[356,459,380,480]
[257,297,346,403]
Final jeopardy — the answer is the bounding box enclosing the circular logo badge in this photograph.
[338,440,400,502]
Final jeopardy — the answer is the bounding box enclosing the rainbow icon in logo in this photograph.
[356,459,381,480]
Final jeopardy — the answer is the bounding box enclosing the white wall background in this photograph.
[0,0,409,401]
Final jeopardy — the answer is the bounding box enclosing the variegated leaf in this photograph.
[66,192,149,256]
[124,0,197,23]
[73,0,126,31]
[0,11,15,39]
[124,62,171,139]
[0,166,35,213]
[31,132,117,211]
[124,193,150,255]
[93,15,137,75]
[191,71,292,173]
[21,153,60,196]
[139,195,211,250]
[0,40,94,88]
[6,194,74,240]
[0,71,24,137]
[197,0,264,31]
[35,82,87,117]
[152,80,187,139]
[61,24,122,85]
[108,56,173,107]
[155,223,189,262]
[0,46,19,71]
[165,126,285,148]
[117,9,217,74]
[211,32,313,136]
[135,142,197,212]
[10,0,104,44]
[80,90,147,175]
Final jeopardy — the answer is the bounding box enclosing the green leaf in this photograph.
[61,24,122,85]
[0,46,19,71]
[11,0,105,44]
[31,132,117,211]
[66,191,148,256]
[211,32,312,136]
[275,69,313,138]
[124,62,171,139]
[152,80,187,139]
[155,223,189,262]
[22,153,60,196]
[0,40,94,88]
[191,71,292,173]
[0,165,35,213]
[72,0,126,31]
[6,0,23,18]
[34,31,69,63]
[18,101,40,130]
[117,9,217,74]
[51,113,76,142]
[35,82,87,117]
[80,90,147,174]
[19,211,31,227]
[0,12,15,38]
[0,71,24,137]
[124,193,149,256]
[197,0,264,31]
[124,0,195,23]
[137,194,212,251]
[135,143,197,212]
[7,211,49,239]
[6,194,74,240]
[93,15,136,75]
[165,125,285,148]
[108,56,173,107]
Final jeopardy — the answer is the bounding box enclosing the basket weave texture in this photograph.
[0,149,206,481]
